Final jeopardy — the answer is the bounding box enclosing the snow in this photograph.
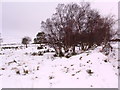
[0,43,119,88]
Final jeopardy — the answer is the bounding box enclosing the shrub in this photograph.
[46,49,50,52]
[49,76,54,80]
[43,51,46,53]
[16,70,20,75]
[38,51,43,56]
[23,69,29,74]
[37,46,43,49]
[86,69,94,76]
[59,51,64,57]
[31,52,38,56]
[65,54,71,58]
[53,54,58,57]
[71,52,77,56]
[51,50,55,52]
[25,52,28,55]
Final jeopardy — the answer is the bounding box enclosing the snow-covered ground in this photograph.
[0,43,119,88]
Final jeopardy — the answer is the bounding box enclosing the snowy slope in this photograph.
[0,43,118,88]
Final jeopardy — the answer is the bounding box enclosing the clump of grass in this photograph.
[51,50,55,52]
[71,74,75,76]
[104,59,108,63]
[71,52,77,56]
[25,52,28,55]
[76,70,81,73]
[16,70,20,75]
[37,46,43,49]
[23,69,29,74]
[46,49,50,52]
[53,54,57,57]
[79,57,82,60]
[38,51,43,56]
[31,52,38,56]
[49,76,54,80]
[86,69,94,76]
[31,51,43,56]
[1,68,5,70]
[65,54,71,58]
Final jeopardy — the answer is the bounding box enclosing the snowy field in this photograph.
[0,43,119,88]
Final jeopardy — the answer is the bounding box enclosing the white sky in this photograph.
[0,0,119,44]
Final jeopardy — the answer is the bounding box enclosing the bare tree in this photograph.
[41,3,91,55]
[22,36,31,48]
[41,2,115,56]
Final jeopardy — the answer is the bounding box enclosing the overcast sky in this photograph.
[0,1,118,44]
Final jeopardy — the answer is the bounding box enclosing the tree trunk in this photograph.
[72,45,76,54]
[81,43,84,51]
[58,47,64,57]
[26,44,27,48]
[54,46,58,55]
[64,46,69,53]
